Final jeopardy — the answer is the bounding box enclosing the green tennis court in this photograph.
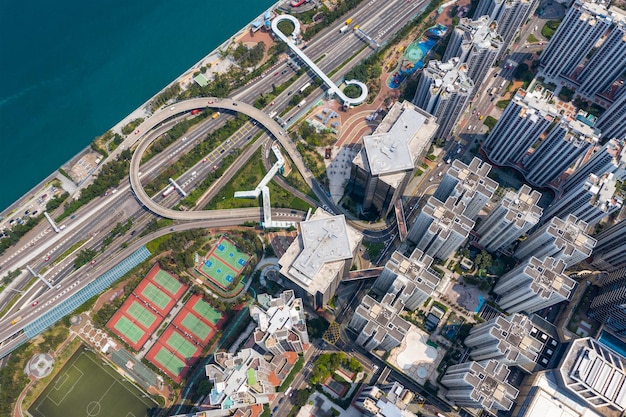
[154,347,186,377]
[181,313,212,340]
[165,331,198,359]
[214,239,250,273]
[114,316,146,344]
[201,255,235,289]
[140,283,172,310]
[192,298,223,326]
[127,301,157,329]
[152,269,183,295]
[29,347,156,417]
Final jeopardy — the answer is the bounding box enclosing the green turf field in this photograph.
[200,255,234,289]
[165,331,198,359]
[114,316,146,344]
[29,347,157,417]
[152,269,183,295]
[214,239,249,272]
[154,347,186,377]
[140,283,172,310]
[192,299,223,326]
[181,312,212,340]
[127,301,158,329]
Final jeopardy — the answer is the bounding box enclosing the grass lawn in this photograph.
[29,346,156,417]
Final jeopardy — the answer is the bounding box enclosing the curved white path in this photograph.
[271,15,368,106]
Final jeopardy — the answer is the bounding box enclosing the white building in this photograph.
[477,184,543,252]
[412,57,474,140]
[373,248,440,311]
[433,157,498,220]
[278,208,362,309]
[441,360,519,411]
[443,15,503,91]
[465,313,545,366]
[407,196,475,260]
[540,0,613,78]
[514,214,596,267]
[495,257,576,313]
[349,293,411,351]
[250,290,309,355]
[473,0,539,53]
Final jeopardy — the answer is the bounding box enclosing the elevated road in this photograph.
[129,98,316,220]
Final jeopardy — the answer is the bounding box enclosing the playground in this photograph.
[29,346,156,417]
[387,24,447,89]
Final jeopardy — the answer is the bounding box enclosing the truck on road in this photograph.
[339,25,349,33]
[11,316,22,325]
[299,82,311,93]
[162,186,175,197]
[298,99,306,107]
[212,112,220,119]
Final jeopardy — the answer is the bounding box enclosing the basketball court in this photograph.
[198,236,250,290]
[29,347,156,417]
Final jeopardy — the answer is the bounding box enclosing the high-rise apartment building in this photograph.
[483,89,556,167]
[494,257,575,313]
[544,173,623,226]
[589,268,626,335]
[473,0,539,53]
[349,293,411,351]
[524,119,599,187]
[477,185,543,252]
[540,0,613,78]
[373,248,440,311]
[465,313,544,366]
[433,157,499,220]
[349,101,438,217]
[577,16,626,97]
[590,220,626,271]
[354,382,415,417]
[407,196,475,260]
[412,57,474,140]
[441,360,519,411]
[561,138,626,195]
[443,16,503,91]
[514,214,596,267]
[250,290,309,355]
[278,209,362,309]
[598,87,626,141]
[555,337,626,413]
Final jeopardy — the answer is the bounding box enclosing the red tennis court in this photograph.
[146,327,201,383]
[106,310,150,351]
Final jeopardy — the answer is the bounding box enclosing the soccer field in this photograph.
[29,347,157,417]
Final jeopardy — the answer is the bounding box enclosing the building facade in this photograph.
[514,214,596,267]
[412,57,474,140]
[477,184,543,252]
[598,87,626,141]
[473,0,539,53]
[589,268,626,335]
[433,157,499,220]
[590,219,626,271]
[407,196,475,260]
[349,293,411,351]
[495,257,576,313]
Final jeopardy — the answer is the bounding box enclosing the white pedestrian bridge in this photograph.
[271,14,368,106]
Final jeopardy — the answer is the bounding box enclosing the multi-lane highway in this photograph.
[0,0,432,356]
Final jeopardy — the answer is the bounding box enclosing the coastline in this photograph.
[1,0,282,219]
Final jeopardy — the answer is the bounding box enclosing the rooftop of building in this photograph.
[524,256,575,299]
[558,337,626,412]
[500,184,543,225]
[250,290,306,341]
[457,15,503,48]
[352,101,437,184]
[424,196,475,236]
[544,214,597,255]
[385,248,440,295]
[448,157,499,198]
[478,314,545,362]
[448,360,519,410]
[424,57,474,96]
[576,0,614,24]
[355,293,411,344]
[279,208,362,296]
[513,89,559,122]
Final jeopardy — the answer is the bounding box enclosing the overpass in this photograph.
[271,15,368,106]
[343,267,384,282]
[129,97,316,221]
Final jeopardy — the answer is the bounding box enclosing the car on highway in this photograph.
[274,72,279,76]
[32,301,39,307]
[429,176,434,181]
[281,70,288,75]
[44,256,50,262]
[134,129,140,135]
[90,259,97,265]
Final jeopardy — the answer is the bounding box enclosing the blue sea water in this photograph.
[0,0,274,211]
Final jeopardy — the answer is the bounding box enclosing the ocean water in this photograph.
[0,0,274,211]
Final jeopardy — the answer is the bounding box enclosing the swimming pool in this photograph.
[598,331,626,358]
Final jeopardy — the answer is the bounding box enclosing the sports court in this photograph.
[107,312,150,350]
[198,236,250,290]
[172,309,215,344]
[29,346,156,417]
[139,282,173,310]
[213,238,250,273]
[146,266,187,299]
[146,327,201,383]
[188,295,224,328]
[126,299,158,329]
